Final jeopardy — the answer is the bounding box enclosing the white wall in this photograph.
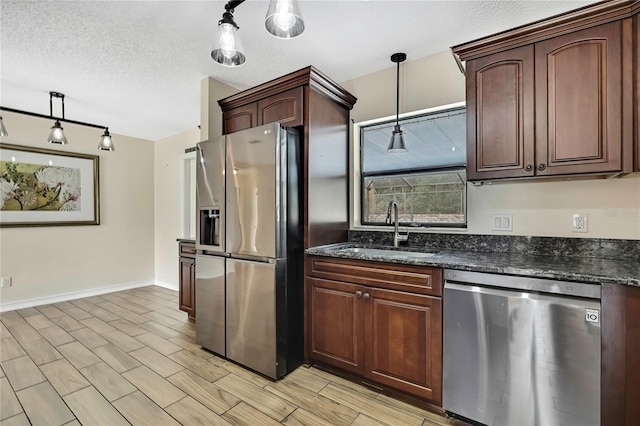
[0,111,155,310]
[342,51,640,240]
[153,128,199,289]
[153,77,237,290]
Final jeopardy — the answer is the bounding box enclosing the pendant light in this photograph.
[0,116,8,137]
[265,0,305,39]
[388,52,407,153]
[47,92,68,145]
[211,1,246,67]
[47,120,68,145]
[97,127,114,151]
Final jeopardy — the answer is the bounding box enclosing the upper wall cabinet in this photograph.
[453,0,639,181]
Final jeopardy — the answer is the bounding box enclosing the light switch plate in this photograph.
[492,214,513,232]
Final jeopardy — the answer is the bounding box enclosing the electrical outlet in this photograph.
[0,277,12,288]
[492,214,513,232]
[572,213,588,233]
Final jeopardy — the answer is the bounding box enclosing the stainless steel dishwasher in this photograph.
[443,269,601,426]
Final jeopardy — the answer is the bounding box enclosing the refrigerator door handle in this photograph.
[229,253,277,264]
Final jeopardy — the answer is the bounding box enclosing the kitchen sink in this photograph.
[337,247,436,259]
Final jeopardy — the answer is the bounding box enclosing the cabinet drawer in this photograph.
[307,256,442,296]
[179,242,196,257]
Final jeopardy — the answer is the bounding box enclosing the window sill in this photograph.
[351,224,468,234]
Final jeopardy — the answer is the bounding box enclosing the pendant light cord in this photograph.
[395,60,400,127]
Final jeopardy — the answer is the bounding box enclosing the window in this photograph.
[360,106,466,227]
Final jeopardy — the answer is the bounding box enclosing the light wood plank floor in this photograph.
[0,286,455,426]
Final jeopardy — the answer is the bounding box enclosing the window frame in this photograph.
[357,105,467,229]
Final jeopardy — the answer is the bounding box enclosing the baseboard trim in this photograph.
[0,280,157,312]
[154,280,179,291]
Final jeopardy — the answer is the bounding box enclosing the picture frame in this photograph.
[0,143,100,227]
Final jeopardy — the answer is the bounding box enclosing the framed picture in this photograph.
[0,143,100,227]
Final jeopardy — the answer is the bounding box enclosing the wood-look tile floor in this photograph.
[0,286,454,426]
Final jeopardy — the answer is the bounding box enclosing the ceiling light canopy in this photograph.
[388,52,407,153]
[0,91,114,151]
[211,0,305,67]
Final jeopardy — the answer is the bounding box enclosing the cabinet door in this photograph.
[466,45,535,180]
[535,21,622,175]
[308,277,364,375]
[627,285,640,425]
[364,287,442,402]
[223,103,258,134]
[179,256,195,318]
[635,14,640,172]
[257,87,303,127]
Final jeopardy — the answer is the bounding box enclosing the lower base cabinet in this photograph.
[306,256,443,404]
[178,242,196,320]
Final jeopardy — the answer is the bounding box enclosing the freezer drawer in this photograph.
[195,255,226,356]
[443,281,601,426]
[226,258,284,379]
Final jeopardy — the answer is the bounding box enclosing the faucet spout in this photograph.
[387,201,409,247]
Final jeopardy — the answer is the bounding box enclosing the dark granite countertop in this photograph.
[306,242,640,287]
[177,238,196,243]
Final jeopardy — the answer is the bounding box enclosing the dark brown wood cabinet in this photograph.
[535,22,623,176]
[223,87,304,134]
[454,0,640,181]
[306,256,443,404]
[465,45,535,180]
[602,283,640,426]
[309,277,364,375]
[219,67,356,249]
[223,103,257,134]
[178,242,196,320]
[635,12,640,171]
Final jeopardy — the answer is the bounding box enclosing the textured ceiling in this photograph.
[0,0,597,141]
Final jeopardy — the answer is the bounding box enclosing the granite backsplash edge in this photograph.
[348,230,640,261]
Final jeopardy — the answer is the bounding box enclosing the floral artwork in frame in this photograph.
[0,143,100,227]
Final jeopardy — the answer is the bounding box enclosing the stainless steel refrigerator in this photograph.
[195,122,303,380]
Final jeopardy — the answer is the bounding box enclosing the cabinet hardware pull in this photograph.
[363,293,370,300]
[355,291,362,298]
[538,163,547,171]
[525,164,533,171]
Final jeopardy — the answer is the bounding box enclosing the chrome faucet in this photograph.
[386,201,409,247]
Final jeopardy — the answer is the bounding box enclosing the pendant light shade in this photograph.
[0,116,8,137]
[98,127,115,151]
[264,0,305,39]
[47,120,68,145]
[211,12,246,67]
[388,124,407,153]
[387,52,407,153]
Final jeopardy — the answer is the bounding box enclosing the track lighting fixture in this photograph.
[0,91,114,151]
[388,53,408,153]
[211,0,305,67]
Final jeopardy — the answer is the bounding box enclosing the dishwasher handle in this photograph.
[444,269,601,299]
[444,282,601,310]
